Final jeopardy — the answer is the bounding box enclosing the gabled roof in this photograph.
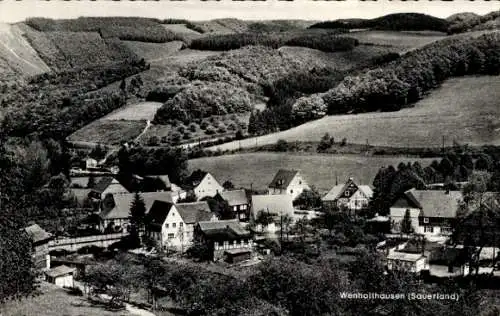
[185,170,209,188]
[268,169,300,189]
[401,189,463,218]
[147,200,175,231]
[218,190,248,206]
[386,251,425,262]
[92,176,128,194]
[322,178,373,201]
[99,192,175,220]
[198,219,251,241]
[45,265,76,278]
[251,194,295,217]
[176,202,214,224]
[23,224,51,243]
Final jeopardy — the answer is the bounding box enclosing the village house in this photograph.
[185,170,224,200]
[214,189,250,221]
[268,169,310,201]
[194,219,254,262]
[89,176,129,200]
[45,265,76,288]
[322,177,373,214]
[251,194,295,233]
[22,223,52,271]
[98,191,176,233]
[389,189,463,236]
[146,201,218,251]
[384,241,428,273]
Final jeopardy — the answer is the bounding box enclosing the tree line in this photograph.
[188,32,358,52]
[370,148,500,216]
[309,13,449,32]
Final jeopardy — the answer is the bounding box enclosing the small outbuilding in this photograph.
[45,265,76,288]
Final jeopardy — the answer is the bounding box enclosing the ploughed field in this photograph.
[189,153,435,193]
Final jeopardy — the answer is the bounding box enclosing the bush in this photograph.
[177,125,186,134]
[189,123,198,132]
[217,126,227,134]
[183,132,191,140]
[205,127,216,135]
[200,121,209,130]
[147,136,160,146]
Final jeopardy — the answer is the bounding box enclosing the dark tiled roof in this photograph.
[198,220,251,242]
[218,190,248,206]
[23,224,51,243]
[186,170,208,188]
[176,202,214,224]
[99,192,175,220]
[147,200,175,232]
[93,176,115,193]
[404,189,463,218]
[268,169,299,189]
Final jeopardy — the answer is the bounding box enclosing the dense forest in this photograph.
[1,59,148,140]
[188,32,358,52]
[310,13,449,32]
[447,10,500,34]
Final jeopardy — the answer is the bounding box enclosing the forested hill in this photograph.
[310,13,449,32]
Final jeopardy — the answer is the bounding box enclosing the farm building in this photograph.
[214,189,250,221]
[185,170,224,200]
[194,219,253,262]
[45,265,76,288]
[322,177,373,214]
[268,169,310,201]
[22,223,52,271]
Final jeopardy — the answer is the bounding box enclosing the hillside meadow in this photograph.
[208,75,500,151]
[189,153,435,193]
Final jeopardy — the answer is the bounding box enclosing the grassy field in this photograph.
[68,120,147,145]
[123,40,184,62]
[0,282,131,316]
[102,101,164,121]
[189,153,435,193]
[348,30,446,48]
[0,23,50,80]
[279,44,401,71]
[209,76,500,151]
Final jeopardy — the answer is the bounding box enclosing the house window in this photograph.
[180,222,183,227]
[165,223,169,228]
[423,217,429,223]
[424,226,434,233]
[241,205,247,210]
[168,233,175,239]
[290,189,293,194]
[299,181,302,185]
[173,223,176,228]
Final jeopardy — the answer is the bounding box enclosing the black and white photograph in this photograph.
[0,0,499,315]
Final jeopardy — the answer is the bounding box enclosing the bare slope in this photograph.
[0,23,50,80]
[208,76,500,150]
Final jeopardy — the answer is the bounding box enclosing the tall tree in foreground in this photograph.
[129,192,146,247]
[400,209,414,234]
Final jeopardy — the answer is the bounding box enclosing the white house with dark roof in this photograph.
[390,189,463,236]
[99,191,176,232]
[322,177,373,213]
[146,201,218,251]
[251,194,295,233]
[215,189,250,221]
[186,170,224,200]
[268,169,310,200]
